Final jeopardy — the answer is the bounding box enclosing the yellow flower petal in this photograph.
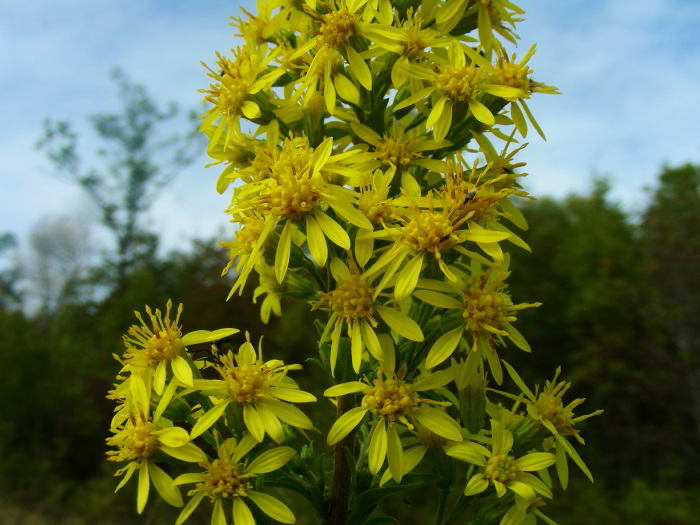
[413,289,462,310]
[244,404,266,442]
[137,461,150,514]
[346,45,372,90]
[330,257,351,281]
[276,220,293,283]
[394,253,423,300]
[515,452,557,472]
[433,102,453,142]
[425,326,464,369]
[154,360,167,395]
[248,491,296,524]
[327,407,368,445]
[161,443,207,463]
[212,499,226,525]
[306,215,328,266]
[314,211,350,249]
[156,426,190,448]
[468,98,495,126]
[171,355,193,386]
[445,443,487,466]
[245,447,296,474]
[266,386,317,403]
[376,306,424,342]
[335,74,360,105]
[324,381,369,397]
[190,400,230,439]
[361,320,383,361]
[368,419,387,475]
[350,122,382,146]
[464,473,489,496]
[412,407,463,441]
[386,423,403,483]
[259,399,314,430]
[181,328,239,347]
[241,100,261,120]
[176,493,204,525]
[148,463,183,508]
[351,321,364,373]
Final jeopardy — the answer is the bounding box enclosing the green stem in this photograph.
[327,396,354,525]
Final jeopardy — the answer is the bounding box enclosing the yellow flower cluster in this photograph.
[106,303,311,524]
[105,2,600,525]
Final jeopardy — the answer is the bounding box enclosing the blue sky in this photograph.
[2,0,699,255]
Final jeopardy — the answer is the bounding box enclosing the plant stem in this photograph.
[435,487,449,525]
[327,396,353,525]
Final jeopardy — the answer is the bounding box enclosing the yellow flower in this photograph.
[394,41,526,141]
[368,10,454,89]
[289,0,403,109]
[360,190,511,300]
[490,43,560,139]
[350,122,450,173]
[228,136,373,295]
[502,363,603,486]
[435,0,524,48]
[324,367,461,482]
[189,338,316,443]
[415,263,539,379]
[174,434,296,525]
[446,419,555,499]
[311,257,424,374]
[500,495,559,525]
[200,46,284,150]
[252,261,283,324]
[122,300,239,394]
[286,34,362,114]
[107,376,207,514]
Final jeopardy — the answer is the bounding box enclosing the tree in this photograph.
[642,163,700,437]
[37,69,201,284]
[23,215,92,313]
[0,232,21,309]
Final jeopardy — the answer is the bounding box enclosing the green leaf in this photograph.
[348,475,439,524]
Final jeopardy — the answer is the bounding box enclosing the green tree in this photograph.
[642,163,700,438]
[37,69,201,284]
[0,232,21,308]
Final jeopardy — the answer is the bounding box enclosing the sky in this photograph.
[1,0,699,257]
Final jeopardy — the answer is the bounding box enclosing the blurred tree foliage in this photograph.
[1,164,698,524]
[36,69,201,284]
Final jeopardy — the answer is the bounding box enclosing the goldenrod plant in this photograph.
[105,1,601,524]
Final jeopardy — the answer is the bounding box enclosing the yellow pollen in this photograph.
[484,454,518,483]
[463,288,508,333]
[258,139,312,182]
[492,60,531,91]
[362,377,417,420]
[401,34,427,60]
[214,51,259,114]
[144,327,183,364]
[402,211,454,254]
[220,363,268,404]
[319,9,357,49]
[198,458,251,500]
[268,176,321,219]
[107,418,159,463]
[534,391,577,435]
[438,65,483,102]
[377,137,414,168]
[358,191,392,225]
[322,276,374,321]
[235,217,265,253]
